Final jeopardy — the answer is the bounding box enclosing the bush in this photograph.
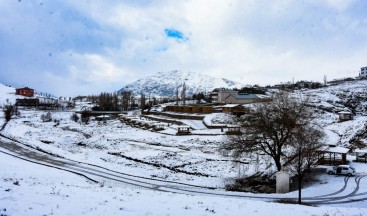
[225,173,275,193]
[81,112,90,124]
[71,113,79,122]
[3,104,18,122]
[41,111,52,122]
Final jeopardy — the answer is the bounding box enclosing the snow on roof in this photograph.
[321,146,350,154]
[231,94,267,99]
[222,104,241,108]
[96,115,110,118]
[227,124,240,128]
[338,111,352,114]
[355,148,367,153]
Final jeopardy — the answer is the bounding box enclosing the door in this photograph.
[336,167,342,174]
[342,167,349,175]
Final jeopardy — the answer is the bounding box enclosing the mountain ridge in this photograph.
[118,70,244,97]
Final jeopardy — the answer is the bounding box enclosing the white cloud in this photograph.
[323,0,357,11]
[68,53,127,83]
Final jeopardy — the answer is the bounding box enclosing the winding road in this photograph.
[1,135,366,205]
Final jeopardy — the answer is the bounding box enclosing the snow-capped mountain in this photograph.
[118,70,244,97]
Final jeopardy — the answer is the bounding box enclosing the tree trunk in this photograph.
[298,174,303,204]
[275,156,282,171]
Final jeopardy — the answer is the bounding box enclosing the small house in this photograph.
[177,126,191,135]
[338,111,353,122]
[226,125,241,135]
[16,87,35,97]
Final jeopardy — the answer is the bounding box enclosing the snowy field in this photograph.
[2,152,367,216]
[0,109,269,188]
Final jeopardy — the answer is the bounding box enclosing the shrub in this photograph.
[3,104,18,122]
[41,111,52,122]
[70,113,79,122]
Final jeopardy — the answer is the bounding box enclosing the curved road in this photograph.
[1,136,366,205]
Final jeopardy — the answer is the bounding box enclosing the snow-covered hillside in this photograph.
[0,84,19,104]
[119,70,244,97]
[299,80,367,146]
[305,80,367,114]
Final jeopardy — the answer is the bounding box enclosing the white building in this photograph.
[211,88,238,104]
[360,66,367,78]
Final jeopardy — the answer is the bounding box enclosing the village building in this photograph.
[16,98,40,107]
[360,66,367,78]
[211,88,239,104]
[338,111,353,122]
[274,82,293,90]
[16,87,34,97]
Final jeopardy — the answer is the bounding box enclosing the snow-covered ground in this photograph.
[2,152,367,216]
[0,109,255,187]
[2,82,367,215]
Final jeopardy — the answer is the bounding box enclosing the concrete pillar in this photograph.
[276,171,290,193]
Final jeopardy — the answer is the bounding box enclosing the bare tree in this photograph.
[181,82,186,106]
[287,124,324,204]
[3,104,18,122]
[121,91,132,111]
[140,93,146,111]
[175,86,179,105]
[220,92,320,172]
[81,112,90,124]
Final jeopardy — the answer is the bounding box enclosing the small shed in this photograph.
[318,145,350,165]
[177,126,191,135]
[355,148,367,163]
[226,125,241,135]
[338,111,353,122]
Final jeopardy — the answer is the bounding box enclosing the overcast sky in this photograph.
[1,0,366,96]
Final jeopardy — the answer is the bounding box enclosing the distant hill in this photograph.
[118,70,244,97]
